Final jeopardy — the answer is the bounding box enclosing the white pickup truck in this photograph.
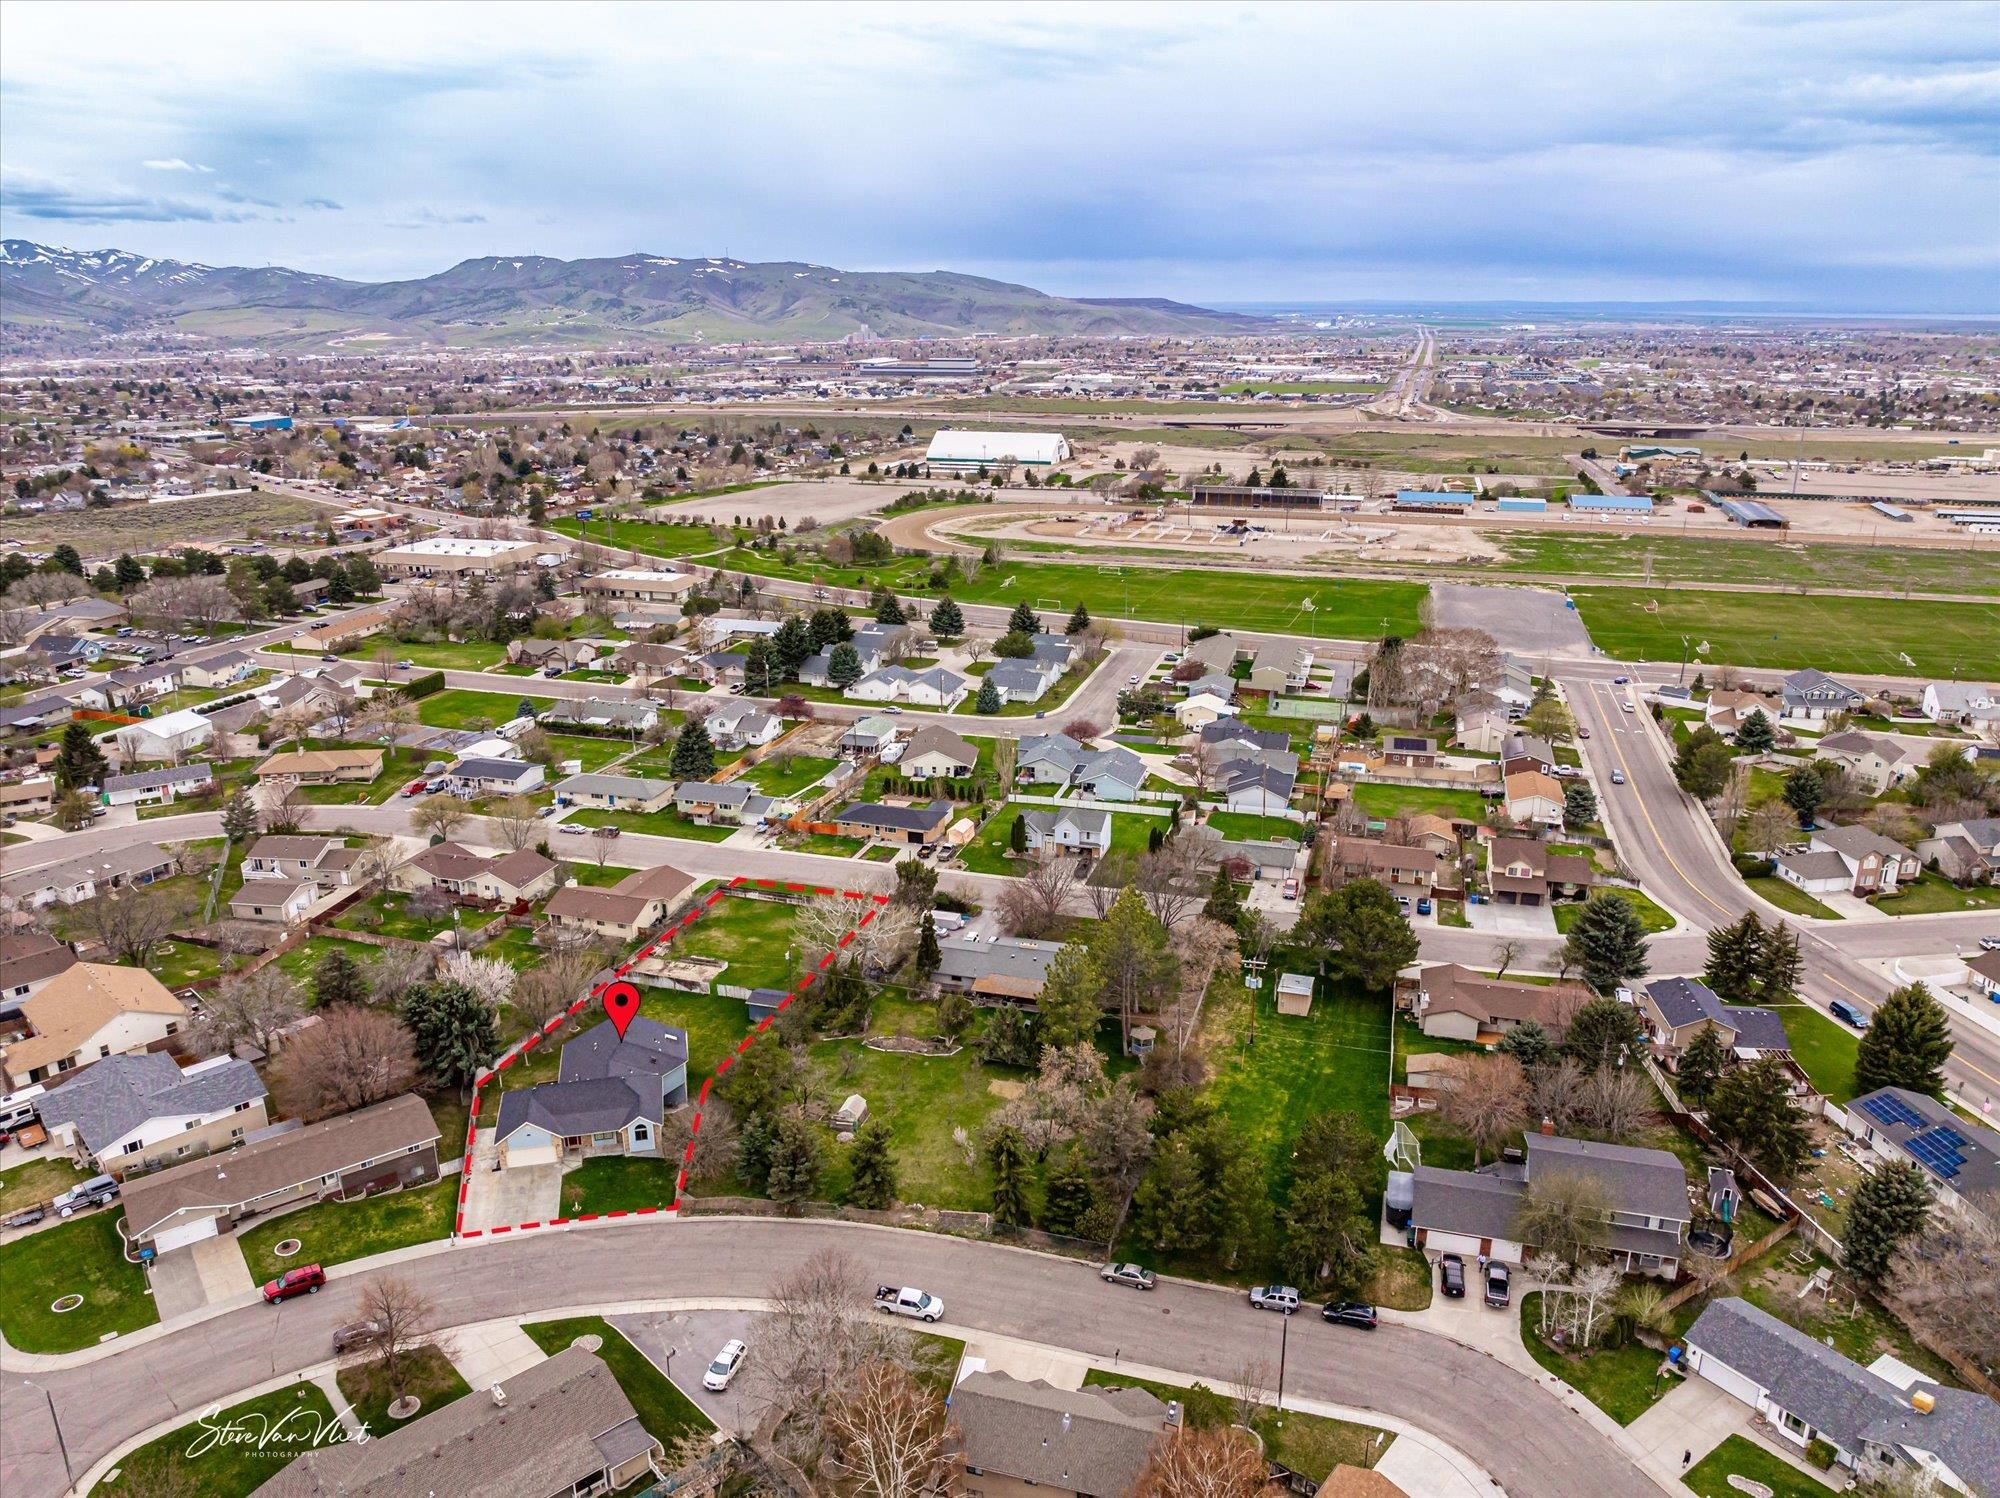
[874,1285,945,1322]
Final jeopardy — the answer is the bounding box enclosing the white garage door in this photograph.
[503,1144,559,1169]
[1424,1230,1485,1257]
[152,1216,219,1254]
[1691,1349,1764,1408]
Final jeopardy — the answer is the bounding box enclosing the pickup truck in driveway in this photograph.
[874,1285,945,1322]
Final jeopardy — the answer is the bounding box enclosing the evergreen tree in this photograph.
[402,980,499,1093]
[846,1118,897,1209]
[1007,599,1039,635]
[1782,764,1826,827]
[1041,1147,1096,1237]
[1563,779,1598,827]
[1758,921,1804,1001]
[1008,812,1028,852]
[767,1114,824,1205]
[1202,865,1243,926]
[1674,727,1735,801]
[1676,1027,1729,1107]
[742,638,774,693]
[1035,942,1105,1050]
[1842,1161,1932,1282]
[1295,879,1419,990]
[345,555,381,596]
[874,592,906,625]
[991,630,1035,659]
[1497,1018,1555,1069]
[1735,708,1775,753]
[221,789,260,844]
[52,721,110,792]
[1563,996,1648,1070]
[936,990,973,1037]
[979,1004,1037,1068]
[1280,1166,1371,1294]
[112,553,145,590]
[914,912,941,980]
[1703,911,1766,1003]
[51,544,83,576]
[827,641,863,688]
[312,947,370,1008]
[928,595,964,637]
[1066,602,1091,635]
[737,1112,776,1184]
[770,615,812,679]
[1706,1056,1812,1178]
[1560,892,1651,993]
[671,715,716,778]
[1133,1135,1210,1254]
[1854,984,1953,1098]
[974,677,1002,714]
[987,1124,1032,1227]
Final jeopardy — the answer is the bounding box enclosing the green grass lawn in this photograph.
[1082,1369,1391,1473]
[235,1180,455,1282]
[1349,781,1491,824]
[547,515,727,557]
[416,688,547,731]
[522,1316,715,1447]
[739,754,837,797]
[1745,876,1842,921]
[1682,1435,1838,1498]
[1766,1003,1861,1105]
[957,809,1029,875]
[1203,810,1304,843]
[1872,869,2000,916]
[668,895,805,992]
[151,938,230,987]
[275,935,390,989]
[564,806,739,841]
[427,1093,470,1164]
[336,1344,470,1435]
[808,1033,1012,1212]
[566,861,638,886]
[1497,533,2000,597]
[560,1156,679,1216]
[476,923,544,971]
[1554,888,1676,935]
[544,733,642,773]
[780,831,867,857]
[97,1382,337,1498]
[341,636,509,672]
[333,890,501,942]
[1518,1294,1671,1425]
[1571,588,1999,677]
[0,1210,158,1353]
[950,562,1428,639]
[0,1157,91,1213]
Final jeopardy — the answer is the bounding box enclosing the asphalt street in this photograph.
[0,1219,1660,1498]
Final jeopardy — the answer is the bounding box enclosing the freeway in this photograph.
[1563,675,2000,1113]
[0,1218,1661,1498]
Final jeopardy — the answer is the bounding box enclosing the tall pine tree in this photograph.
[1560,892,1651,994]
[671,715,717,778]
[987,1125,1031,1227]
[1703,911,1766,1003]
[1065,602,1091,635]
[846,1119,897,1209]
[1842,1161,1931,1282]
[928,595,964,638]
[53,721,110,792]
[1007,600,1039,635]
[1854,984,1953,1098]
[1676,1027,1729,1107]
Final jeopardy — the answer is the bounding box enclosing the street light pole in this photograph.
[1277,1312,1290,1411]
[23,1380,73,1493]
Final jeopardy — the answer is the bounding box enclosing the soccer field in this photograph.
[1571,588,2000,677]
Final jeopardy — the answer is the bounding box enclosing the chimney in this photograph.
[491,1383,508,1407]
[1539,1116,1555,1136]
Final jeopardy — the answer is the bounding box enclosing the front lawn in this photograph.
[1745,876,1843,921]
[560,1157,678,1216]
[522,1316,715,1447]
[1349,781,1492,824]
[336,1344,471,1434]
[1554,887,1675,935]
[1766,1002,1860,1105]
[1204,810,1304,843]
[0,1211,158,1353]
[1081,1370,1391,1473]
[97,1382,337,1498]
[779,831,867,857]
[739,753,838,797]
[416,688,547,731]
[235,1180,456,1282]
[564,807,738,841]
[1682,1435,1838,1498]
[0,1157,91,1213]
[543,733,641,773]
[340,636,509,672]
[1518,1293,1671,1425]
[1873,870,2000,916]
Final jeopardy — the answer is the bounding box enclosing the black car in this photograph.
[1321,1301,1379,1330]
[1439,1254,1466,1298]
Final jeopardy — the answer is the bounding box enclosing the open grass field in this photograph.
[0,491,322,552]
[336,1344,470,1435]
[564,805,738,840]
[738,753,837,797]
[96,1382,338,1498]
[1493,533,2000,597]
[547,516,727,557]
[236,1180,456,1282]
[1682,1436,1837,1498]
[667,894,804,992]
[1202,811,1305,843]
[1349,780,1491,824]
[1570,588,2000,677]
[522,1317,715,1447]
[339,636,508,672]
[542,733,639,773]
[0,1210,158,1353]
[414,688,545,730]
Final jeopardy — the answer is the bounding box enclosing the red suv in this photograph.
[262,1264,325,1303]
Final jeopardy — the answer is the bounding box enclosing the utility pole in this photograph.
[1277,1311,1291,1411]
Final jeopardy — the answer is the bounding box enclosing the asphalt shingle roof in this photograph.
[34,1053,265,1155]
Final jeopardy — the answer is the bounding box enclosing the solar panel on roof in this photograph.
[1861,1094,1926,1129]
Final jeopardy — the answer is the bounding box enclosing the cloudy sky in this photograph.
[2,1,1996,310]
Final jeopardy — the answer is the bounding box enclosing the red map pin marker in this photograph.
[602,981,642,1041]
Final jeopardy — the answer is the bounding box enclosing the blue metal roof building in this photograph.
[1393,490,1476,510]
[1495,496,1547,513]
[1568,492,1654,514]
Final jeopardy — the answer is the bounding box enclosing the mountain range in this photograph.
[0,241,1264,349]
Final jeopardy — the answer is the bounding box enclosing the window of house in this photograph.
[1779,1410,1810,1437]
[124,1140,142,1154]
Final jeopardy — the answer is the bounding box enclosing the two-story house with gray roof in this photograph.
[36,1052,268,1176]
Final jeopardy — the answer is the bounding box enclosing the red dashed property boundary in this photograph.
[455,874,888,1241]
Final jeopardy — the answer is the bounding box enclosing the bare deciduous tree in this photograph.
[1134,1423,1268,1498]
[488,796,539,853]
[1525,1056,1587,1136]
[1889,1195,2000,1368]
[1514,1168,1612,1271]
[344,1275,451,1404]
[409,795,470,844]
[275,1007,420,1120]
[996,854,1080,939]
[796,892,914,973]
[441,950,516,1012]
[1573,1065,1653,1144]
[1225,1357,1275,1429]
[1135,835,1213,929]
[1491,938,1524,978]
[262,781,312,836]
[61,886,193,966]
[192,967,304,1061]
[1439,1053,1529,1166]
[823,1360,955,1498]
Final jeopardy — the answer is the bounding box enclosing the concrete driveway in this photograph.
[145,1247,213,1322]
[612,1307,768,1435]
[458,1133,561,1234]
[1466,899,1557,937]
[1624,1374,1750,1487]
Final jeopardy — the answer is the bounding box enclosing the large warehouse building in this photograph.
[376,536,556,579]
[925,430,1070,472]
